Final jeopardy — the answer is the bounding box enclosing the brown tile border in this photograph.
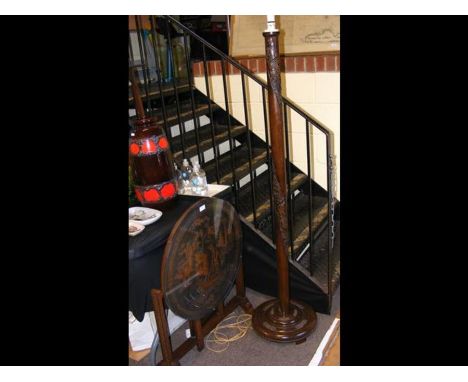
[316,55,325,71]
[192,53,340,77]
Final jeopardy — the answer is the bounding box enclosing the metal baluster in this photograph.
[164,17,187,159]
[221,58,239,208]
[326,134,333,310]
[202,45,220,184]
[262,87,275,232]
[283,104,294,258]
[183,31,202,165]
[149,16,171,143]
[306,120,313,275]
[139,17,155,116]
[135,16,151,115]
[241,72,257,227]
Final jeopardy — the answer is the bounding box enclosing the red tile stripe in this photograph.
[192,54,340,77]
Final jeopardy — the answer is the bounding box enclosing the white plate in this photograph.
[129,221,145,236]
[129,207,163,226]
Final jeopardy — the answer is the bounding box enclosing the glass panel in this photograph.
[162,198,241,320]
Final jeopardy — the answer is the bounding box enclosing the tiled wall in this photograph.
[193,54,340,199]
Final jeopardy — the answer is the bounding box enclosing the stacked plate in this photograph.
[129,207,163,236]
[129,221,145,237]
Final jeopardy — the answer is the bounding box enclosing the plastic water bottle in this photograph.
[190,159,208,195]
[174,162,185,194]
[180,158,193,188]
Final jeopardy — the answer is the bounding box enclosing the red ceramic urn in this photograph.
[129,65,178,210]
[129,116,178,210]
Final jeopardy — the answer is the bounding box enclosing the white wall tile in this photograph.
[314,73,340,104]
[283,73,315,103]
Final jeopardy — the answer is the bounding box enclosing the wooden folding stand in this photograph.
[150,264,253,366]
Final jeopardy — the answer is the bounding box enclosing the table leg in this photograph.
[193,319,204,351]
[151,288,180,366]
[236,264,254,314]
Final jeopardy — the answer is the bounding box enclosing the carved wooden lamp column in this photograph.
[252,16,317,343]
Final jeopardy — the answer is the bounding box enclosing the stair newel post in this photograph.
[252,15,317,344]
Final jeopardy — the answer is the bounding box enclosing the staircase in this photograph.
[129,16,340,314]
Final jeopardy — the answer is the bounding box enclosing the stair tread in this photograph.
[172,123,247,162]
[291,194,329,254]
[128,79,191,103]
[204,146,267,186]
[129,99,219,129]
[259,192,329,256]
[237,170,308,224]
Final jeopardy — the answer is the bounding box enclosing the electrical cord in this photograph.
[205,313,252,353]
[149,332,160,365]
[150,312,252,363]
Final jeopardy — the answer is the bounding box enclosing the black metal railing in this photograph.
[129,15,337,306]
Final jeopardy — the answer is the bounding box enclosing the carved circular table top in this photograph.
[161,198,242,320]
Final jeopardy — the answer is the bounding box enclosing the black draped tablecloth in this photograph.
[129,195,203,322]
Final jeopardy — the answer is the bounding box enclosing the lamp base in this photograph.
[252,299,317,343]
